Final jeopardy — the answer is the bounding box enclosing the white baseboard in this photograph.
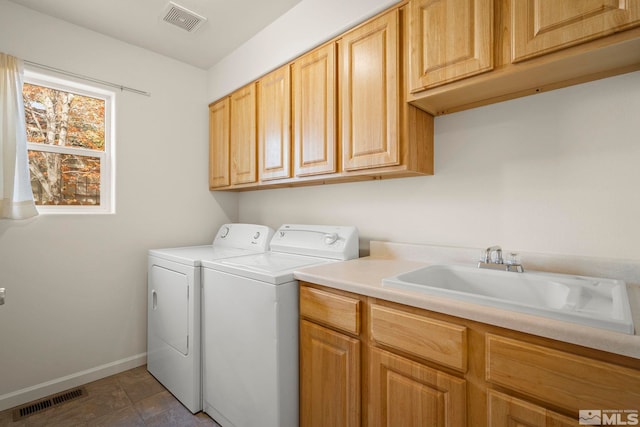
[0,353,147,412]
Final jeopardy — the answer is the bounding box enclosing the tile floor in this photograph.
[0,366,220,427]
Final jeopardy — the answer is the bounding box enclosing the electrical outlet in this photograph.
[0,288,5,305]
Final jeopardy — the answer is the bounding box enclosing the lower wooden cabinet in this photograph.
[487,390,576,427]
[486,334,640,411]
[299,282,640,427]
[369,347,466,427]
[300,319,360,427]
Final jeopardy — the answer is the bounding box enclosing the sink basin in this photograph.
[382,265,635,334]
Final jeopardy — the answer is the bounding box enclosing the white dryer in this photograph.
[201,224,359,427]
[147,223,274,413]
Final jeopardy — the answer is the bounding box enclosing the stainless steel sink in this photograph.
[382,265,634,334]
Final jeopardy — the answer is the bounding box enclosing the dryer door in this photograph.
[149,265,189,355]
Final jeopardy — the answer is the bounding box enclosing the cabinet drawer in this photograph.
[488,389,576,427]
[300,286,361,335]
[486,334,640,412]
[370,304,467,371]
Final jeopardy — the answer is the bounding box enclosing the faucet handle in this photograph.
[505,252,521,266]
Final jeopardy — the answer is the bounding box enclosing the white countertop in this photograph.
[294,242,640,360]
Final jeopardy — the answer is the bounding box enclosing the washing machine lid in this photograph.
[203,252,334,285]
[148,223,275,266]
[149,246,258,266]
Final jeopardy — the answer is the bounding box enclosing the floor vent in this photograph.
[12,387,87,421]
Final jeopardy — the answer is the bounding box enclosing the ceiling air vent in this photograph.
[162,2,207,33]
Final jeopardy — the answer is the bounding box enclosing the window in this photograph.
[23,71,114,213]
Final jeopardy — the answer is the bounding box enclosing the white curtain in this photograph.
[0,53,38,219]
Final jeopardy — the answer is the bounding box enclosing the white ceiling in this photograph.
[8,0,303,70]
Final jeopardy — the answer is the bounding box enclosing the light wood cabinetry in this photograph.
[292,43,337,177]
[340,10,400,171]
[369,347,467,427]
[258,65,291,181]
[300,320,360,427]
[408,0,640,115]
[209,0,640,190]
[299,287,362,427]
[487,390,575,427]
[408,0,493,92]
[299,282,640,427]
[208,98,230,188]
[370,303,467,372]
[300,283,467,427]
[486,334,640,411]
[511,0,640,63]
[229,84,257,185]
[209,5,434,191]
[300,286,360,334]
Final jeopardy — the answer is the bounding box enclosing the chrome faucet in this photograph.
[478,245,524,273]
[482,245,503,264]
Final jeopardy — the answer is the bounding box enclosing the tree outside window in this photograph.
[22,73,114,212]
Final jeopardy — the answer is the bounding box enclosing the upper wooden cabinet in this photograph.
[408,0,493,92]
[229,84,257,185]
[292,43,337,177]
[209,5,434,191]
[209,98,230,189]
[258,65,291,181]
[340,10,400,171]
[511,0,640,63]
[407,0,640,115]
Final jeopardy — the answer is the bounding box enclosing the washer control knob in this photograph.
[220,226,230,238]
[324,233,339,245]
[253,232,261,239]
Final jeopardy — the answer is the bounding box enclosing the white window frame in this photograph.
[24,70,115,214]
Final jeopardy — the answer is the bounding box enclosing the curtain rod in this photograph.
[24,60,151,97]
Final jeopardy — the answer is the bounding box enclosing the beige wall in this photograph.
[0,0,237,409]
[237,70,640,260]
[205,0,640,260]
[206,0,399,101]
[1,0,639,412]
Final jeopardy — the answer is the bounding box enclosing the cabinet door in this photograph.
[512,0,640,62]
[340,10,400,172]
[409,0,493,91]
[300,320,360,427]
[209,98,230,188]
[258,65,291,181]
[369,347,466,427]
[488,390,576,427]
[230,84,257,185]
[292,43,337,177]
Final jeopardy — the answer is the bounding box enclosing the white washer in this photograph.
[201,224,359,427]
[147,223,274,413]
